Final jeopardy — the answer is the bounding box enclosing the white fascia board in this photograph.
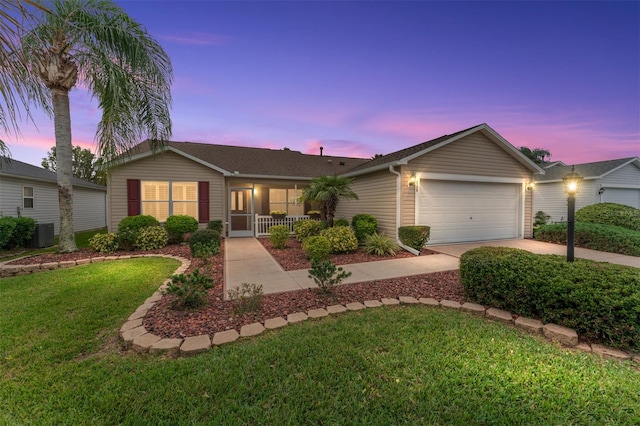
[228,174,314,181]
[340,160,408,178]
[597,157,640,179]
[601,183,640,189]
[401,124,485,163]
[533,176,598,184]
[419,172,526,184]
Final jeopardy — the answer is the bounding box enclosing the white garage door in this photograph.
[602,188,640,209]
[418,180,520,244]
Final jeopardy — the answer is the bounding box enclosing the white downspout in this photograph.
[389,165,420,256]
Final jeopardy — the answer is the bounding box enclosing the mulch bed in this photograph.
[5,240,465,338]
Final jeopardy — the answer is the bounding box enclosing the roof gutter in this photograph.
[388,165,419,256]
[342,160,408,178]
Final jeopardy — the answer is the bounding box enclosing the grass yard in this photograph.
[1,259,638,424]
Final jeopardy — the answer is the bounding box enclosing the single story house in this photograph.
[0,157,107,234]
[109,123,544,245]
[532,157,640,223]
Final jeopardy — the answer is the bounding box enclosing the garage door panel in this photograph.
[418,180,520,244]
[602,188,640,209]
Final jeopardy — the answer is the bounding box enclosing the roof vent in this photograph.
[233,171,239,175]
[320,146,324,156]
[327,159,332,163]
[339,161,345,166]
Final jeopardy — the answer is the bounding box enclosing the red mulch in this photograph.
[6,240,465,338]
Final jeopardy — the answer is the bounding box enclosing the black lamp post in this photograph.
[562,166,583,262]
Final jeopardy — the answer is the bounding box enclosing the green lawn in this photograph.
[1,259,638,424]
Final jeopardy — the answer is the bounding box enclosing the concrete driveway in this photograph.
[429,239,640,268]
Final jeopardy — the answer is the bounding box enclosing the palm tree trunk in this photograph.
[52,87,77,252]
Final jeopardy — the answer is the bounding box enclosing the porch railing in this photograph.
[255,214,311,237]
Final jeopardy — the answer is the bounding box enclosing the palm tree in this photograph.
[519,146,551,165]
[19,0,172,252]
[300,176,358,227]
[0,0,49,155]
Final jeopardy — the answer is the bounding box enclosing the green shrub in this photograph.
[363,232,399,256]
[460,247,640,351]
[308,259,352,293]
[189,229,221,256]
[333,218,349,227]
[269,225,290,249]
[0,216,17,249]
[293,219,325,241]
[320,226,358,253]
[164,215,198,243]
[134,226,168,250]
[351,214,378,241]
[302,235,332,261]
[533,210,550,227]
[165,269,213,309]
[398,226,430,251]
[117,215,160,250]
[576,203,640,231]
[191,241,220,261]
[88,232,119,254]
[207,220,224,233]
[1,216,37,249]
[227,283,264,315]
[535,222,640,256]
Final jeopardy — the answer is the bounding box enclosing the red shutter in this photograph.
[127,179,141,216]
[198,181,209,223]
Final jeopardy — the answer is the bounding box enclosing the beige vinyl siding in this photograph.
[0,176,106,234]
[401,133,532,227]
[108,151,224,231]
[524,190,533,238]
[335,170,397,236]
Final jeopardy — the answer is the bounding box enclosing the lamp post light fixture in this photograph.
[562,166,583,262]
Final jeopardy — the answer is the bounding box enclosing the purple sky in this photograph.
[6,0,640,167]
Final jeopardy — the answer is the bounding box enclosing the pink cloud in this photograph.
[303,139,373,158]
[160,32,231,46]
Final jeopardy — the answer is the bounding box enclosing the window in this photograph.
[269,188,303,216]
[141,181,197,222]
[23,187,34,209]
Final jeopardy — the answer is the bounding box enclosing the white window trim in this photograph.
[141,180,198,222]
[23,186,34,209]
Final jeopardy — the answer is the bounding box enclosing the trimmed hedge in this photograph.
[164,215,198,243]
[293,219,325,241]
[535,222,640,257]
[320,226,358,253]
[0,216,36,249]
[117,215,160,251]
[460,247,640,351]
[398,226,430,251]
[351,214,378,241]
[302,235,332,261]
[576,202,640,231]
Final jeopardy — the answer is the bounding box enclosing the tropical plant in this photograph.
[363,232,399,256]
[41,145,106,185]
[18,0,172,252]
[300,176,358,227]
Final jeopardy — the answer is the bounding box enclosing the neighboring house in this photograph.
[0,157,107,234]
[109,123,544,245]
[532,157,640,223]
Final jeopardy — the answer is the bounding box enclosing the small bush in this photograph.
[576,203,640,231]
[460,247,640,351]
[189,229,221,256]
[0,216,17,249]
[333,218,349,227]
[308,259,352,293]
[117,215,160,250]
[535,222,640,256]
[533,210,550,227]
[227,283,264,315]
[302,235,332,261]
[165,269,213,309]
[363,232,399,256]
[191,241,220,261]
[269,225,290,249]
[293,219,325,241]
[88,232,119,254]
[207,220,224,233]
[320,226,358,253]
[134,226,168,251]
[398,226,430,251]
[351,214,378,241]
[164,215,198,243]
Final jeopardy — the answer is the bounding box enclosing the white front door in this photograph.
[418,180,520,244]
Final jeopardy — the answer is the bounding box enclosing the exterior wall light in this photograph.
[408,172,417,187]
[562,166,583,262]
[526,181,535,191]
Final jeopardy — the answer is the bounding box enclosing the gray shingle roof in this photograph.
[0,157,106,190]
[128,141,370,178]
[536,157,640,182]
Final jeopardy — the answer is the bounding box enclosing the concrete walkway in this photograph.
[224,238,459,295]
[225,238,639,296]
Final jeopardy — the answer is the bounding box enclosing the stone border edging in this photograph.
[3,255,636,364]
